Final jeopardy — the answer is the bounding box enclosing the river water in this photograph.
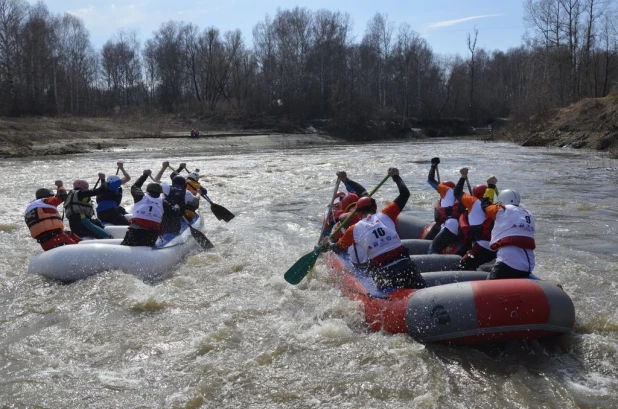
[0,138,617,408]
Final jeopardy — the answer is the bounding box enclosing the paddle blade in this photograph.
[190,226,214,249]
[210,202,235,222]
[284,247,322,285]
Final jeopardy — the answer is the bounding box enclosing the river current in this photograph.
[0,138,617,408]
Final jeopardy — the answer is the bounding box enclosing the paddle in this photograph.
[200,193,235,222]
[173,165,236,222]
[148,175,214,250]
[182,216,214,250]
[284,174,390,285]
[304,177,342,285]
[465,176,473,194]
[318,177,342,243]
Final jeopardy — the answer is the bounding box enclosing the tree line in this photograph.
[1,0,617,133]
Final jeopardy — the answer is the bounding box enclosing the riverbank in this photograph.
[490,92,618,158]
[4,99,618,159]
[0,116,343,158]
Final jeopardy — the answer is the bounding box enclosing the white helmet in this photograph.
[497,189,521,206]
[187,172,199,181]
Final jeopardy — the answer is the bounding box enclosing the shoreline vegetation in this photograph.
[3,90,618,159]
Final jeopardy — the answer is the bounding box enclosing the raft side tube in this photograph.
[405,279,575,344]
[402,239,431,255]
[397,213,432,239]
[410,254,461,273]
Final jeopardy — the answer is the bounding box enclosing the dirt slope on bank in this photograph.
[494,92,618,155]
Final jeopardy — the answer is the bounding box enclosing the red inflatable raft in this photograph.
[326,249,575,345]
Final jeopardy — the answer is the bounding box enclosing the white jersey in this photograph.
[490,205,536,272]
[133,195,164,224]
[25,199,57,215]
[440,188,456,207]
[352,213,402,261]
[467,200,490,250]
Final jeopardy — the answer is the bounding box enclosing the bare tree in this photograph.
[467,28,478,121]
[0,0,27,115]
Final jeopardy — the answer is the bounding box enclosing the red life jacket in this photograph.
[433,199,461,225]
[490,236,536,251]
[131,218,161,232]
[459,212,493,246]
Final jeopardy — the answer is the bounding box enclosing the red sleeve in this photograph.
[484,204,503,220]
[45,196,64,207]
[437,184,450,199]
[381,202,401,224]
[461,193,477,210]
[336,224,356,250]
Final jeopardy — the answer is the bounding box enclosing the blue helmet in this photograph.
[106,175,122,193]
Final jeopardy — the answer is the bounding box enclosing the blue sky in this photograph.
[30,0,526,56]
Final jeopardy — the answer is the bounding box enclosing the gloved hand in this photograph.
[431,157,440,166]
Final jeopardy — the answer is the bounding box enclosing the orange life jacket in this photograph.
[25,200,65,239]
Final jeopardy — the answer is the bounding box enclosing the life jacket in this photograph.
[24,199,65,239]
[331,212,362,241]
[459,200,493,246]
[186,179,200,196]
[489,205,536,250]
[64,190,95,218]
[352,213,404,265]
[433,199,462,225]
[161,187,187,233]
[131,194,164,231]
[96,185,123,212]
[184,180,201,218]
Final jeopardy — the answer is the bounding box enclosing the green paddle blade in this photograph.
[284,247,322,285]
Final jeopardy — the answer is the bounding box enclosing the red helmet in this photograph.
[356,196,376,212]
[331,192,346,211]
[339,193,359,213]
[442,180,455,189]
[472,184,487,199]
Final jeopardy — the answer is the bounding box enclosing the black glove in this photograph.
[431,157,440,166]
[200,186,207,196]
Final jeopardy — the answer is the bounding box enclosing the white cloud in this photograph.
[427,14,503,29]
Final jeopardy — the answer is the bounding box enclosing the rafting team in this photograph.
[320,157,536,289]
[25,161,207,250]
[26,157,535,289]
